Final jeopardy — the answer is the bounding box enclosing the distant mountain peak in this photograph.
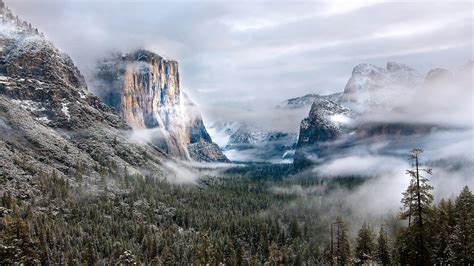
[277,92,342,109]
[341,61,423,113]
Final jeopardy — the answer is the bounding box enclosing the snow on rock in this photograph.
[12,99,43,112]
[341,62,423,113]
[61,102,70,121]
[277,92,342,109]
[208,120,297,162]
[35,116,51,124]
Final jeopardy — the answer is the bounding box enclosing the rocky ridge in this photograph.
[276,92,342,110]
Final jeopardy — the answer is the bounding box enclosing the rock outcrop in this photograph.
[93,50,228,162]
[293,98,351,168]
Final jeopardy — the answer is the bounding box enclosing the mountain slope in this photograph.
[0,4,185,197]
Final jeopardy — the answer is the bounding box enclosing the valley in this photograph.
[1,0,473,264]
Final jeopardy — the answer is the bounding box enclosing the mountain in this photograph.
[293,62,428,168]
[207,121,297,162]
[293,98,352,168]
[341,62,423,113]
[293,61,472,169]
[93,50,228,162]
[0,3,193,194]
[276,92,342,109]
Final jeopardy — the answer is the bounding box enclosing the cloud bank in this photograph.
[6,0,473,127]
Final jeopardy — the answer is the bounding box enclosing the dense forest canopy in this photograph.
[1,151,473,264]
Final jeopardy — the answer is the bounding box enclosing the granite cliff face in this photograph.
[94,51,228,162]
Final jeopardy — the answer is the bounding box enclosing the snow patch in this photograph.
[35,116,51,124]
[12,99,44,112]
[330,114,351,125]
[61,103,71,121]
[78,91,87,99]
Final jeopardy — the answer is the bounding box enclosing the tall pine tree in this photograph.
[399,148,433,265]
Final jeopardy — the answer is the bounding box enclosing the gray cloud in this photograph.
[6,0,473,128]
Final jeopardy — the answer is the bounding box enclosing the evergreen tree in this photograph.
[399,148,433,265]
[355,222,375,264]
[197,233,217,265]
[453,186,474,264]
[334,217,351,265]
[376,225,391,265]
[430,199,456,264]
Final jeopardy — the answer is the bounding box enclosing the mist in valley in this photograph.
[1,0,473,264]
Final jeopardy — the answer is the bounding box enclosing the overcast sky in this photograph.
[6,0,473,127]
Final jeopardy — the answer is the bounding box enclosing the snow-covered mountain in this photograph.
[293,61,473,169]
[293,97,352,168]
[341,62,424,113]
[0,3,188,185]
[276,92,342,110]
[207,121,297,162]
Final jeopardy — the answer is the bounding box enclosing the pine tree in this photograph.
[430,199,455,264]
[453,186,474,264]
[332,217,351,265]
[355,222,375,264]
[289,219,301,239]
[376,225,391,265]
[399,148,433,265]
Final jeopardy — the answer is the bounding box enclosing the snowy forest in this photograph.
[2,149,473,264]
